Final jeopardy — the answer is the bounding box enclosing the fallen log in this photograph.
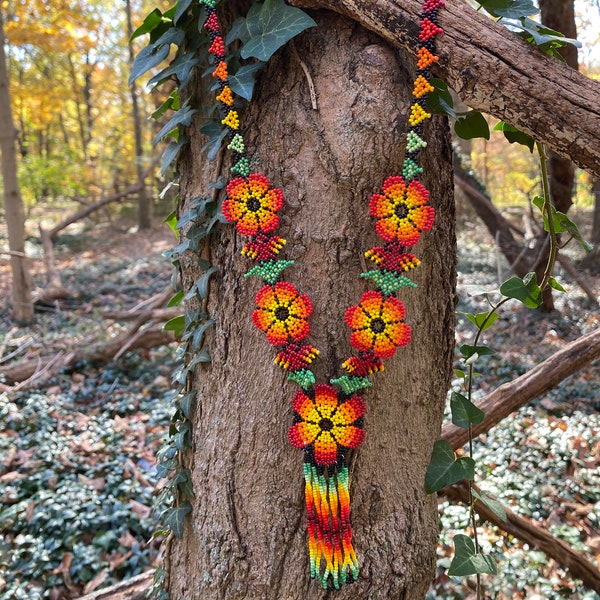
[445,481,600,592]
[1,322,175,389]
[76,571,154,600]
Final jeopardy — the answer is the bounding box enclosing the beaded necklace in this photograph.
[199,0,443,589]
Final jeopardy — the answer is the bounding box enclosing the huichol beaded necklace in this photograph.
[199,0,443,589]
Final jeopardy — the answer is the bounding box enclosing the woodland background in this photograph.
[0,0,600,598]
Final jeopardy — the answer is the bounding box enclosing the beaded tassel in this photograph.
[199,0,443,590]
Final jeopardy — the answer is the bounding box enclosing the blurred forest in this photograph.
[0,0,600,598]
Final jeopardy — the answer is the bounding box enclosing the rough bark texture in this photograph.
[291,0,600,177]
[591,178,600,245]
[168,12,455,599]
[0,8,33,323]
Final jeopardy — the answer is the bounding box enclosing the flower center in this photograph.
[246,195,261,212]
[274,306,290,321]
[394,202,409,219]
[319,418,334,432]
[370,318,386,334]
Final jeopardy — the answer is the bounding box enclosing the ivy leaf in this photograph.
[478,0,537,19]
[163,501,192,538]
[240,0,317,62]
[427,78,456,118]
[493,121,535,152]
[464,311,498,333]
[164,210,178,236]
[167,290,184,307]
[531,196,593,252]
[548,277,566,292]
[161,136,189,175]
[499,273,542,308]
[448,534,498,576]
[471,489,507,523]
[148,52,199,89]
[174,0,195,24]
[200,121,228,160]
[130,43,171,84]
[154,105,197,146]
[229,62,266,101]
[465,284,499,297]
[164,315,185,337]
[450,392,485,429]
[130,8,164,41]
[459,344,495,358]
[454,111,490,140]
[197,267,219,298]
[425,440,475,494]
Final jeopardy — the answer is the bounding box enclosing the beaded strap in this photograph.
[200,0,443,589]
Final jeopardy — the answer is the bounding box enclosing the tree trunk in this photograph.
[0,8,33,324]
[126,0,152,230]
[168,12,455,599]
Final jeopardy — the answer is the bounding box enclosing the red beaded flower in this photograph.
[223,173,284,236]
[288,384,365,466]
[253,282,312,346]
[369,175,434,246]
[345,290,411,358]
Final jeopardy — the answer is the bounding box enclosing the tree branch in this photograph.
[445,481,600,592]
[292,0,600,176]
[442,327,600,451]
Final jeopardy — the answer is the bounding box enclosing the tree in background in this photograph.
[0,6,33,323]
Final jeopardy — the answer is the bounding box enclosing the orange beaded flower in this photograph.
[345,290,411,358]
[223,173,284,236]
[253,282,312,346]
[369,175,434,246]
[288,384,365,466]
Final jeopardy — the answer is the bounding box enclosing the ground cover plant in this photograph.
[0,211,598,597]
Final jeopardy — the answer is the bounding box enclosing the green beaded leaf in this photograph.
[231,157,251,176]
[406,130,427,152]
[245,259,294,284]
[402,158,423,181]
[330,376,372,395]
[361,270,417,294]
[288,368,315,389]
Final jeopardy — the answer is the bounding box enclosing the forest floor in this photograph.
[0,208,599,599]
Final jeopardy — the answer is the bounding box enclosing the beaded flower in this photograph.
[288,384,365,466]
[223,173,284,236]
[345,290,411,358]
[369,175,434,246]
[253,282,312,346]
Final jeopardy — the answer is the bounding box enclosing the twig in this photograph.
[290,40,318,110]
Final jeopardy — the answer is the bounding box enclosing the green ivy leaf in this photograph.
[454,111,490,140]
[471,489,507,523]
[148,52,199,89]
[531,196,593,252]
[493,121,535,153]
[174,0,195,24]
[167,290,184,307]
[200,121,228,161]
[548,277,566,292]
[164,210,178,236]
[240,0,316,62]
[154,105,197,146]
[448,534,498,576]
[161,136,189,175]
[197,267,219,298]
[459,344,495,358]
[427,78,456,118]
[130,8,164,41]
[164,502,192,538]
[228,62,266,101]
[464,311,498,333]
[425,440,475,494]
[164,315,185,337]
[478,0,537,19]
[450,392,485,429]
[499,274,542,308]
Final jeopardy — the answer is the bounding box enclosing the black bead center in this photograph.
[319,418,334,432]
[247,196,261,212]
[394,202,409,219]
[274,306,289,321]
[370,318,386,333]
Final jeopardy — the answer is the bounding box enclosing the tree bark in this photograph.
[126,0,152,230]
[291,0,600,178]
[0,7,33,323]
[591,178,600,245]
[168,12,455,599]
